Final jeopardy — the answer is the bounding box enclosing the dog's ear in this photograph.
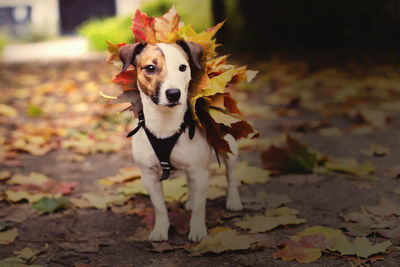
[177,40,203,70]
[118,42,146,73]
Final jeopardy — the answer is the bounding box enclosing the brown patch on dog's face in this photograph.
[135,45,167,104]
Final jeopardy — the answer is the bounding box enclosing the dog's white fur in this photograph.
[131,43,242,242]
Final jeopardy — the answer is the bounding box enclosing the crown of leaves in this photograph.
[105,6,258,155]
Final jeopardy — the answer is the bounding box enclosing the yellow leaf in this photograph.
[0,104,18,118]
[235,207,306,233]
[82,193,128,209]
[5,190,51,203]
[209,108,241,126]
[98,166,141,186]
[7,172,50,186]
[187,228,258,256]
[0,228,19,245]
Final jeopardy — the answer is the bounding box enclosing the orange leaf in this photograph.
[273,241,322,263]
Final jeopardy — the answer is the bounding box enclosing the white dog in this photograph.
[119,41,242,242]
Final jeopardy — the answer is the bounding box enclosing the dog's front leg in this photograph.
[187,168,209,242]
[141,169,170,241]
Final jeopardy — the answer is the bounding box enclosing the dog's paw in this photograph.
[148,226,169,241]
[188,223,207,243]
[184,200,193,210]
[226,191,243,211]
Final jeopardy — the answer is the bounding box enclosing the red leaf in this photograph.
[226,120,255,140]
[131,9,154,43]
[298,234,334,249]
[111,70,137,91]
[261,134,317,174]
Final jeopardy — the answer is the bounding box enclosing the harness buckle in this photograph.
[160,161,171,170]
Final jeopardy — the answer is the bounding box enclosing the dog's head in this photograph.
[118,41,203,107]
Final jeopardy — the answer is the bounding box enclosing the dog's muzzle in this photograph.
[166,88,181,103]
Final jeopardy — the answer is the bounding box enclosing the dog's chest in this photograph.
[131,127,211,172]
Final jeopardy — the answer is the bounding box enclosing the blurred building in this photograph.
[0,0,142,38]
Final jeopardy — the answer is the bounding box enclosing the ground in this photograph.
[1,54,400,266]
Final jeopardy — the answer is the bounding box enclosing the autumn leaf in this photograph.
[0,170,11,180]
[261,134,317,174]
[82,193,128,209]
[0,228,19,245]
[131,9,155,43]
[31,197,71,215]
[274,226,342,263]
[330,235,391,259]
[98,166,141,186]
[364,198,400,217]
[7,172,50,186]
[273,241,322,264]
[234,207,306,233]
[0,104,18,118]
[186,228,259,256]
[111,70,137,91]
[324,158,376,176]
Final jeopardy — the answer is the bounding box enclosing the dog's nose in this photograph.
[166,88,181,102]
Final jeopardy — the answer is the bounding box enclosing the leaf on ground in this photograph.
[150,242,184,253]
[279,174,323,185]
[364,198,400,217]
[13,243,48,261]
[274,226,342,263]
[31,197,71,215]
[0,104,18,118]
[7,172,50,186]
[186,228,259,256]
[235,207,306,233]
[82,193,128,209]
[235,161,270,185]
[289,226,342,244]
[117,176,188,203]
[330,235,391,259]
[0,170,11,180]
[5,190,50,203]
[128,226,151,242]
[241,191,292,210]
[207,186,226,200]
[98,166,141,186]
[261,134,317,174]
[273,241,322,263]
[324,158,376,176]
[360,144,390,157]
[0,228,19,245]
[117,179,148,196]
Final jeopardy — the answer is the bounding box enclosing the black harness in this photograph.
[127,109,196,181]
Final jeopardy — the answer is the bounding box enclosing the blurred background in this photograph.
[1,1,400,266]
[1,0,400,60]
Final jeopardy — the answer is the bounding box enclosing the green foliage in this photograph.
[0,34,6,55]
[78,16,134,51]
[141,0,212,32]
[78,0,212,51]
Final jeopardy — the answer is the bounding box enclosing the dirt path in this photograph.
[1,58,400,266]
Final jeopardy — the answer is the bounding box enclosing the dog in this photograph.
[118,41,242,242]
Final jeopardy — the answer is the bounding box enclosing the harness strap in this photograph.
[127,109,195,181]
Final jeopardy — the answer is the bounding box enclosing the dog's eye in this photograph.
[179,64,187,72]
[144,65,156,74]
